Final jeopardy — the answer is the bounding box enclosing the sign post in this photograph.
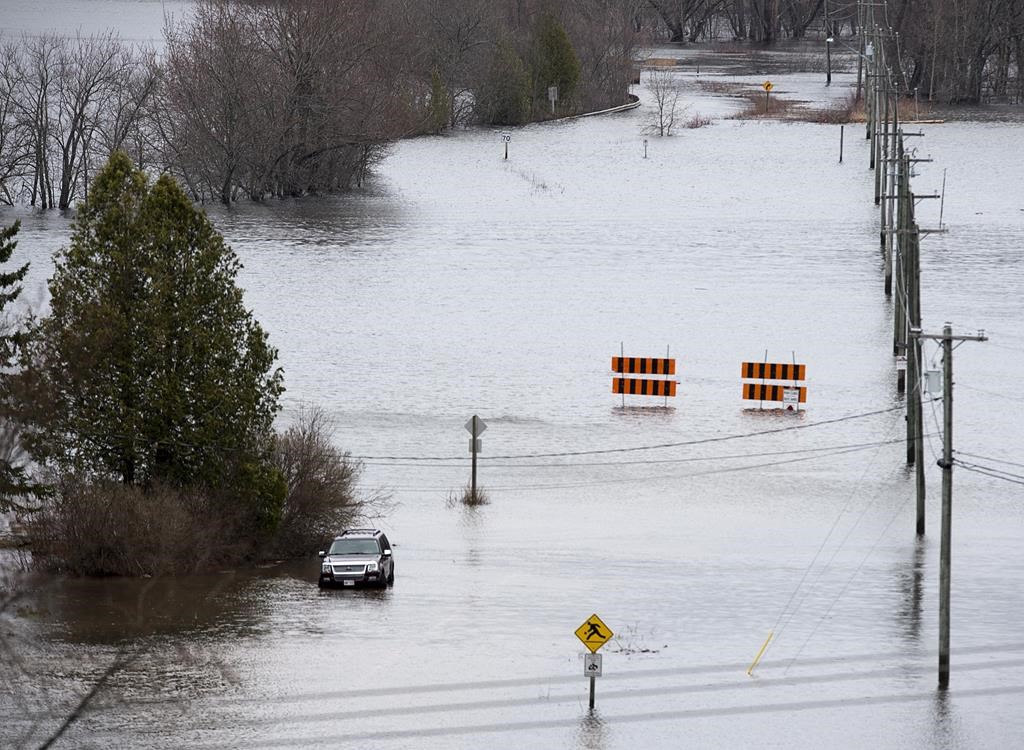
[548,85,558,115]
[465,416,487,496]
[762,80,773,113]
[501,132,511,159]
[575,614,613,709]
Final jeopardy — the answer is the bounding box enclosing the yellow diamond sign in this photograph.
[575,613,613,653]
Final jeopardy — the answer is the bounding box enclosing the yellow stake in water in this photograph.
[747,631,773,676]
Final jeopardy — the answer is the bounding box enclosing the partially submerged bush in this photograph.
[685,112,713,128]
[804,93,862,123]
[270,406,380,556]
[24,479,244,576]
[21,405,380,575]
[448,485,490,508]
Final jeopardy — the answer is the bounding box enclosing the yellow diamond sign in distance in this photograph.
[762,80,773,92]
[575,614,613,653]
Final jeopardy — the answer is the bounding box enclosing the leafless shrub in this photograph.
[447,485,489,507]
[901,94,937,122]
[684,112,713,128]
[271,405,384,555]
[802,92,862,123]
[696,79,749,97]
[23,478,240,576]
[722,85,802,119]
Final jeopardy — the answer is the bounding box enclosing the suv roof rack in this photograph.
[339,529,379,536]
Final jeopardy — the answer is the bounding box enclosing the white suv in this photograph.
[318,529,394,588]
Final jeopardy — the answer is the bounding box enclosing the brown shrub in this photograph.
[685,112,713,128]
[803,93,863,123]
[447,485,489,507]
[270,405,382,556]
[24,479,244,576]
[731,91,802,119]
[20,405,383,576]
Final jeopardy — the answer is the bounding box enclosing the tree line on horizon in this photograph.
[0,0,1020,211]
[0,0,639,208]
[640,0,1022,105]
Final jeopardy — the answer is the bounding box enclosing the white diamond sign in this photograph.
[465,416,487,437]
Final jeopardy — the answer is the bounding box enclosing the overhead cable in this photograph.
[351,404,916,462]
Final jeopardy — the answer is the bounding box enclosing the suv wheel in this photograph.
[387,566,394,586]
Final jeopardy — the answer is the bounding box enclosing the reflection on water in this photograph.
[575,710,610,750]
[894,537,927,645]
[930,690,965,750]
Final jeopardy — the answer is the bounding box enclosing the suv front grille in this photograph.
[332,565,365,574]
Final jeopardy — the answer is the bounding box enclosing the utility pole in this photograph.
[903,194,925,531]
[856,1,865,102]
[824,0,832,86]
[876,69,888,209]
[909,229,925,534]
[910,324,987,689]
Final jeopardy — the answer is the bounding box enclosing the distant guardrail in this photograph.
[567,94,641,120]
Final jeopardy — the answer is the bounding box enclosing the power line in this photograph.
[352,404,914,462]
[382,443,908,493]
[764,417,903,666]
[27,643,1024,718]
[987,341,1024,355]
[954,461,1024,487]
[956,383,1024,404]
[33,405,913,468]
[956,452,1024,470]
[783,461,909,674]
[362,437,921,469]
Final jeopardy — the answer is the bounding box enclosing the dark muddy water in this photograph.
[3,5,1024,749]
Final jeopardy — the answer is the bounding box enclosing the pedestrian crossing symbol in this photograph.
[575,614,613,653]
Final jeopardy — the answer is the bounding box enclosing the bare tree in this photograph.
[16,35,61,209]
[647,0,726,42]
[159,0,418,204]
[51,33,135,209]
[162,1,262,204]
[646,68,684,135]
[0,41,33,205]
[415,0,496,128]
[95,46,160,166]
[564,0,646,111]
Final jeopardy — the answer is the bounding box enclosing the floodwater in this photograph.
[3,5,1024,749]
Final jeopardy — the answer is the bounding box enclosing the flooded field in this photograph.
[3,4,1024,748]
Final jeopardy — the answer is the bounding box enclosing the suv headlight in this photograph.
[366,561,379,572]
[321,558,332,573]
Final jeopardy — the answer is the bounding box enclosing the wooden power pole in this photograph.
[910,323,987,689]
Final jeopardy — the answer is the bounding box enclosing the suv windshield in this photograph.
[328,539,380,556]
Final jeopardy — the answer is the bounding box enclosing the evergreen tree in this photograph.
[0,220,32,511]
[532,13,581,113]
[475,39,532,126]
[18,152,285,525]
[428,69,452,134]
